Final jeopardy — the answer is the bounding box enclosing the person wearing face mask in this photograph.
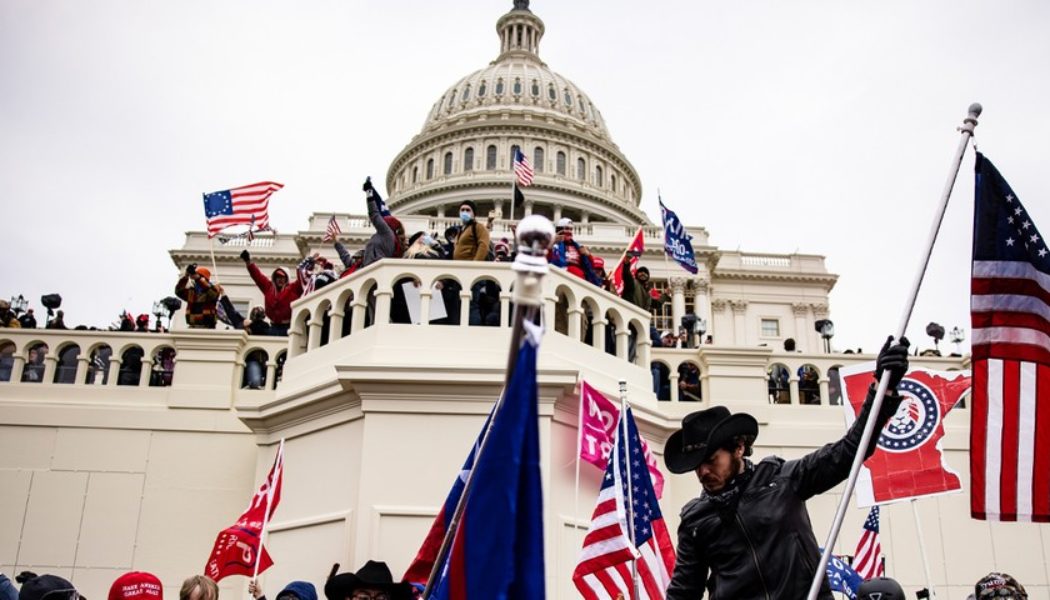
[452,200,490,261]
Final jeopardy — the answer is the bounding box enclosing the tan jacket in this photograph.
[453,221,491,261]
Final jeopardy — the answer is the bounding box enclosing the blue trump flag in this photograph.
[660,199,698,274]
[429,320,546,600]
[823,551,863,599]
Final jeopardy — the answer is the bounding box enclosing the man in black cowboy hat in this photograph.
[324,561,413,600]
[664,337,911,599]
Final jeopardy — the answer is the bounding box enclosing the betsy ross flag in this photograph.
[573,406,675,600]
[970,153,1050,522]
[611,227,646,296]
[203,181,283,237]
[513,148,534,187]
[423,320,546,599]
[852,506,884,580]
[323,215,342,243]
[204,440,284,582]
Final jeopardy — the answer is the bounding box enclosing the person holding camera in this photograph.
[548,218,602,286]
[175,264,219,329]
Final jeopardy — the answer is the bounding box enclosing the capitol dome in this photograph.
[386,1,648,226]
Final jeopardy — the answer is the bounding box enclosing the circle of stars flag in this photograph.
[203,181,283,237]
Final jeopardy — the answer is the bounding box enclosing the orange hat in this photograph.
[195,267,211,280]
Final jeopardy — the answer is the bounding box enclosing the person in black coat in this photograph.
[664,336,910,600]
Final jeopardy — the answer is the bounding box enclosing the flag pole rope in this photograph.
[806,103,981,600]
[422,217,555,598]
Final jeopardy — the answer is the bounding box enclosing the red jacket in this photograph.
[247,263,302,325]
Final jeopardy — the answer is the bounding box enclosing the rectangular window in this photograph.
[760,318,780,337]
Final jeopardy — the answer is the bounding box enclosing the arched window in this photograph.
[118,346,145,386]
[0,342,16,382]
[495,78,505,96]
[531,80,540,97]
[447,91,456,109]
[486,145,497,170]
[556,151,566,176]
[461,84,471,102]
[150,347,176,387]
[610,174,616,192]
[510,144,521,166]
[53,344,80,384]
[577,157,586,181]
[412,166,418,183]
[548,84,556,101]
[443,152,453,175]
[564,89,573,106]
[426,158,434,180]
[594,165,603,187]
[21,343,48,383]
[533,147,544,173]
[464,147,474,172]
[513,78,522,95]
[242,349,269,390]
[579,96,587,117]
[477,81,487,97]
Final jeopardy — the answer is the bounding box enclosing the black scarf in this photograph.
[705,459,755,512]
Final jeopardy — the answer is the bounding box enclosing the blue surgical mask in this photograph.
[423,234,436,246]
[460,211,472,223]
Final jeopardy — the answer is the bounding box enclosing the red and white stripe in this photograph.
[322,215,342,243]
[971,260,1050,522]
[207,181,283,236]
[514,153,534,187]
[852,530,883,580]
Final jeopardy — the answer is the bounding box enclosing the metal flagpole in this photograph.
[207,237,222,286]
[510,180,517,223]
[252,439,284,582]
[618,379,639,600]
[806,103,981,600]
[911,500,937,598]
[574,382,584,524]
[657,190,678,347]
[422,216,555,598]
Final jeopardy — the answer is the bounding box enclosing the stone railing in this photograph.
[286,258,653,366]
[0,328,288,402]
[651,347,969,406]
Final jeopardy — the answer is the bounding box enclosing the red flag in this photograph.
[204,441,284,582]
[577,380,665,498]
[840,366,970,506]
[610,227,645,296]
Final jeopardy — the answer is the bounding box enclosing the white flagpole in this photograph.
[252,439,284,582]
[806,103,981,600]
[207,237,222,286]
[618,379,639,600]
[910,500,937,598]
[574,381,584,524]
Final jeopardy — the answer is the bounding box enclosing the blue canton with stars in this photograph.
[203,190,234,218]
[877,378,940,452]
[974,153,1049,271]
[862,505,881,533]
[603,406,663,545]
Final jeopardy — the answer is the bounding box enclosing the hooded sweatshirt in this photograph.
[247,263,303,325]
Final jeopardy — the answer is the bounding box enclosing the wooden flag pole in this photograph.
[806,103,982,600]
[422,216,555,598]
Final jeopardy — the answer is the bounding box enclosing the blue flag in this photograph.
[366,179,392,217]
[429,321,546,600]
[659,199,698,274]
[823,551,863,599]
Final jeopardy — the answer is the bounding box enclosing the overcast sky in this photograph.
[2,0,1048,351]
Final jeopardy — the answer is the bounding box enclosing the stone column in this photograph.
[500,293,512,328]
[694,276,712,339]
[307,320,324,350]
[615,327,629,360]
[265,362,277,390]
[788,375,800,405]
[524,201,534,216]
[459,290,472,326]
[351,299,368,332]
[669,277,687,346]
[436,205,446,218]
[730,300,748,346]
[74,356,90,386]
[669,371,680,402]
[10,355,25,383]
[553,205,563,222]
[811,304,830,353]
[42,355,58,384]
[328,310,345,343]
[818,377,830,406]
[567,307,583,340]
[592,318,606,350]
[494,200,504,219]
[107,358,122,386]
[792,303,809,352]
[710,299,727,345]
[139,358,153,387]
[375,288,393,326]
[638,336,652,367]
[419,289,431,325]
[580,211,590,224]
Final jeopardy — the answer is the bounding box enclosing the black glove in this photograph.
[875,335,910,391]
[186,263,197,276]
[362,177,373,193]
[240,249,251,263]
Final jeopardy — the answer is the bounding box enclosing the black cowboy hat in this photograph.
[324,561,413,600]
[664,406,759,474]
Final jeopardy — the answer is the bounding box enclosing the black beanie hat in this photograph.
[459,200,478,214]
[18,573,79,600]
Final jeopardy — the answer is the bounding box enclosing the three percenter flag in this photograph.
[970,153,1050,522]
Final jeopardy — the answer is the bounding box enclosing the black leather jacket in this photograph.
[666,385,901,600]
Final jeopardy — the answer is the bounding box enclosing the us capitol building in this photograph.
[2,2,1045,598]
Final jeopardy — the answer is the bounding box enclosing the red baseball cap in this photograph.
[109,572,163,600]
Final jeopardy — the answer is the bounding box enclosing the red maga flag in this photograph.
[840,365,970,506]
[970,153,1050,522]
[204,441,284,582]
[611,227,645,296]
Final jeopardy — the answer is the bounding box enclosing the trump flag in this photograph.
[840,365,970,506]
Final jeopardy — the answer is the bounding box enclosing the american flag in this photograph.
[573,406,675,600]
[203,181,283,237]
[513,148,534,187]
[970,153,1050,522]
[323,215,342,243]
[852,506,884,580]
